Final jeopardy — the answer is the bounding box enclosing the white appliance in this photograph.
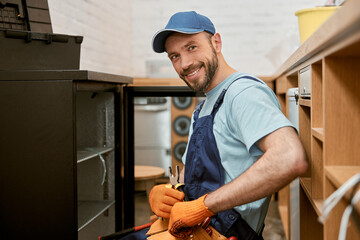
[287,88,300,240]
[299,66,311,99]
[134,97,171,176]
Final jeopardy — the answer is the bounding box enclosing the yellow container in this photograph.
[295,6,339,43]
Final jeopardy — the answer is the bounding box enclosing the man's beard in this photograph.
[180,49,219,92]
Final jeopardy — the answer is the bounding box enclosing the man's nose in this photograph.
[180,54,193,70]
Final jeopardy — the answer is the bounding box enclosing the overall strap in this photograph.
[211,76,264,117]
[192,100,205,128]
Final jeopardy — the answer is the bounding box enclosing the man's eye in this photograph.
[189,46,196,51]
[170,55,178,60]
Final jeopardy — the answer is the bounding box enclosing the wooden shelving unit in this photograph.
[273,0,360,239]
[325,166,360,190]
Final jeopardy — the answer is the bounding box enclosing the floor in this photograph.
[134,190,286,240]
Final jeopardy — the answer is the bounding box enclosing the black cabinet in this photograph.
[0,70,132,240]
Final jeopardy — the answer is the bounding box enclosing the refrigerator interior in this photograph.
[134,96,171,177]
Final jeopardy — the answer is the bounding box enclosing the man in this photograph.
[129,11,307,240]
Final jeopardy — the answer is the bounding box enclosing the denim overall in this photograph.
[121,76,264,240]
[184,76,264,240]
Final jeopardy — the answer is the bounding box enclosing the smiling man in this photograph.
[121,11,307,240]
[165,32,220,92]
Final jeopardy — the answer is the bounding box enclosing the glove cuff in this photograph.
[200,194,215,217]
[183,194,215,227]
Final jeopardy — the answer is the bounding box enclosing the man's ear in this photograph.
[212,33,222,53]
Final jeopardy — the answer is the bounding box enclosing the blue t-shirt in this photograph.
[182,72,294,233]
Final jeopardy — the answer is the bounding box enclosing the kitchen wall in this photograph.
[132,0,325,77]
[48,0,326,77]
[47,0,133,76]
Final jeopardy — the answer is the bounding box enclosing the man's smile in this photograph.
[187,68,200,77]
[182,64,204,81]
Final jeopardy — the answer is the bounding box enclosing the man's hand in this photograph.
[168,195,214,239]
[149,184,185,218]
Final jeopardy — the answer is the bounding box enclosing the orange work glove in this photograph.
[149,184,185,218]
[168,194,215,239]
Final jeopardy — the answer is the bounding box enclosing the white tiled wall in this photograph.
[47,0,326,77]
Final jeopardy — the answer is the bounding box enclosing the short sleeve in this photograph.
[227,85,294,154]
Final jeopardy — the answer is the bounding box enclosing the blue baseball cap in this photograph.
[152,11,216,53]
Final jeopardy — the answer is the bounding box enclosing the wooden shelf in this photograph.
[300,178,323,216]
[325,166,360,213]
[325,166,360,189]
[299,99,311,107]
[312,128,324,142]
[300,177,312,197]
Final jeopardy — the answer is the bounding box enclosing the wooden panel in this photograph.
[326,166,360,188]
[331,39,360,57]
[323,179,342,240]
[310,61,324,200]
[311,137,324,199]
[323,57,360,166]
[311,63,323,128]
[275,75,287,94]
[278,185,289,207]
[277,94,286,115]
[326,165,360,214]
[300,186,323,240]
[278,205,289,240]
[300,178,323,216]
[312,128,324,142]
[278,185,290,239]
[287,74,298,89]
[299,105,311,178]
[299,99,311,107]
[324,177,360,240]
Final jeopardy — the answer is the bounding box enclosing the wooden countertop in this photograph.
[131,76,275,86]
